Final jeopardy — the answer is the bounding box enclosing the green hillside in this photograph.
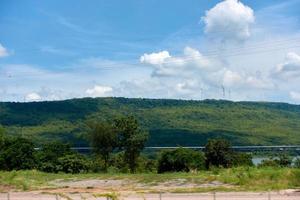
[1,97,300,146]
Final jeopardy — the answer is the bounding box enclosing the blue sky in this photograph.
[0,0,300,103]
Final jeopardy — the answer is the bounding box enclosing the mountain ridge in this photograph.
[1,97,300,146]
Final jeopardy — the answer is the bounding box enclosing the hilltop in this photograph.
[1,97,300,146]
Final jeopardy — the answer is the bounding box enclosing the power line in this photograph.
[1,41,300,78]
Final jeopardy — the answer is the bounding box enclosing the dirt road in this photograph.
[0,191,299,200]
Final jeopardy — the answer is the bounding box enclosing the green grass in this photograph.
[0,167,299,192]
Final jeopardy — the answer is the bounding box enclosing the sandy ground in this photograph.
[0,191,299,200]
[0,179,299,199]
[51,178,232,192]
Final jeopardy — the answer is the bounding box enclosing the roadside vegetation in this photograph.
[0,118,300,192]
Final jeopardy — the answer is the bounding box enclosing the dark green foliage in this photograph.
[204,139,233,168]
[258,159,280,168]
[2,97,300,147]
[88,121,118,171]
[294,158,300,168]
[231,153,253,166]
[0,125,5,148]
[204,139,253,168]
[258,154,292,168]
[36,141,73,173]
[115,116,149,173]
[157,148,205,173]
[136,155,157,173]
[276,153,292,167]
[0,137,36,170]
[57,154,89,174]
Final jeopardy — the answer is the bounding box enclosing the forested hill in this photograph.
[1,97,300,146]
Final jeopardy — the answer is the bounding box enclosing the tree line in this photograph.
[0,117,299,174]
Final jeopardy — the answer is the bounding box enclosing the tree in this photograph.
[0,125,5,148]
[88,121,118,171]
[114,116,148,173]
[276,153,292,167]
[58,154,89,174]
[36,141,73,172]
[204,139,232,168]
[231,152,253,166]
[158,148,205,173]
[0,137,36,170]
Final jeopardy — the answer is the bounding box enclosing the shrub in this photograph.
[204,139,232,168]
[36,141,73,173]
[136,155,157,173]
[57,154,89,174]
[0,137,36,170]
[276,153,292,167]
[294,158,300,168]
[157,148,205,173]
[231,153,253,166]
[258,159,280,168]
[109,152,129,173]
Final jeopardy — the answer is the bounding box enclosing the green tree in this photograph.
[0,137,36,170]
[88,121,118,171]
[36,141,73,172]
[158,148,205,173]
[114,116,148,173]
[275,153,292,167]
[204,139,232,168]
[58,154,89,174]
[0,125,5,148]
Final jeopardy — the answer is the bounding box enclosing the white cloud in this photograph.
[0,43,9,57]
[203,0,255,42]
[140,47,220,77]
[86,85,113,97]
[25,92,42,102]
[140,51,171,65]
[290,91,300,101]
[273,52,300,79]
[223,70,243,87]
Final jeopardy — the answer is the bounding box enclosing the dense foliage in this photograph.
[88,120,118,171]
[0,137,36,170]
[258,154,293,168]
[114,116,148,173]
[157,148,205,173]
[1,97,300,146]
[88,116,149,173]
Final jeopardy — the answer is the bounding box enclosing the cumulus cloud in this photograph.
[223,69,274,90]
[140,46,219,77]
[0,43,9,57]
[273,52,300,79]
[25,92,42,102]
[223,70,243,87]
[140,51,171,65]
[203,0,255,42]
[86,85,113,97]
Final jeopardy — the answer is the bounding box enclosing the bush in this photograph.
[231,153,253,166]
[0,137,36,170]
[108,152,129,173]
[276,153,292,167]
[258,159,280,168]
[294,158,300,168]
[157,148,205,173]
[57,154,89,174]
[204,139,232,168]
[136,155,157,173]
[36,141,73,173]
